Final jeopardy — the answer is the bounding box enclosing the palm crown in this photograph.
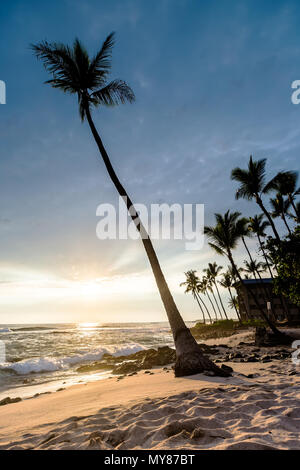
[269,193,290,219]
[31,33,135,120]
[204,210,248,256]
[248,214,269,237]
[231,156,271,200]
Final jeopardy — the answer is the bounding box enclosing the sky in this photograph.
[0,0,299,324]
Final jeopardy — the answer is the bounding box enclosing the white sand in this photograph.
[0,356,299,450]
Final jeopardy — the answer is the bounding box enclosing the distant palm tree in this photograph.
[180,271,206,324]
[196,279,213,323]
[204,210,282,335]
[201,276,219,321]
[219,272,240,321]
[267,171,300,222]
[228,295,239,316]
[248,214,273,278]
[243,259,266,280]
[269,193,292,236]
[204,262,228,319]
[32,34,228,377]
[231,156,280,241]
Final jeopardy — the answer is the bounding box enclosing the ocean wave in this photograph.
[0,343,146,375]
[11,327,58,332]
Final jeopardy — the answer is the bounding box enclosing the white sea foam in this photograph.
[0,343,146,375]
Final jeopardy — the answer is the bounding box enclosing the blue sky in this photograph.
[0,0,299,323]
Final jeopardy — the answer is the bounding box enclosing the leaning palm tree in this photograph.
[32,34,229,377]
[267,171,300,222]
[219,272,241,321]
[180,271,206,324]
[204,210,283,336]
[205,262,228,319]
[269,193,292,236]
[231,156,280,241]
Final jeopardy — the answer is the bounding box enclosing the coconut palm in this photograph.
[269,193,292,236]
[231,156,280,241]
[204,210,282,335]
[267,171,300,222]
[31,34,229,377]
[219,272,241,321]
[180,271,206,324]
[204,262,228,319]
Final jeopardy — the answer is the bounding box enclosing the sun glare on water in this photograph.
[77,322,99,330]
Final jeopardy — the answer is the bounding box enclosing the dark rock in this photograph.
[112,361,141,375]
[0,396,22,406]
[221,364,233,373]
[246,355,259,363]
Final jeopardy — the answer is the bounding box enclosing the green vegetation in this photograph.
[191,319,266,340]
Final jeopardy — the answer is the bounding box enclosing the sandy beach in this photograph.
[0,330,299,450]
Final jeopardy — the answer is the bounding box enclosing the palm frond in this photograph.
[92,79,135,106]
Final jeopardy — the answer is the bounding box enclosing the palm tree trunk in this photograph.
[85,107,230,377]
[227,249,283,336]
[193,293,205,324]
[256,197,280,241]
[258,234,273,278]
[215,281,228,319]
[206,291,218,320]
[288,194,299,220]
[197,293,213,324]
[257,235,291,322]
[228,286,241,322]
[242,236,270,304]
[281,214,292,236]
[211,288,223,319]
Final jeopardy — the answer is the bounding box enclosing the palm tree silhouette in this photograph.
[248,214,273,278]
[201,275,219,321]
[231,156,280,241]
[267,171,300,222]
[180,270,206,324]
[269,193,292,236]
[31,33,229,377]
[219,272,240,321]
[243,259,266,280]
[204,262,228,319]
[204,210,282,336]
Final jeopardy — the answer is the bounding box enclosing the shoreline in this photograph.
[0,359,299,450]
[0,327,299,450]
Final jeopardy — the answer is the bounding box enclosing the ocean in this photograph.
[0,322,195,400]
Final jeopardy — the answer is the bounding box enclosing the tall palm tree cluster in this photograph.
[181,156,299,337]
